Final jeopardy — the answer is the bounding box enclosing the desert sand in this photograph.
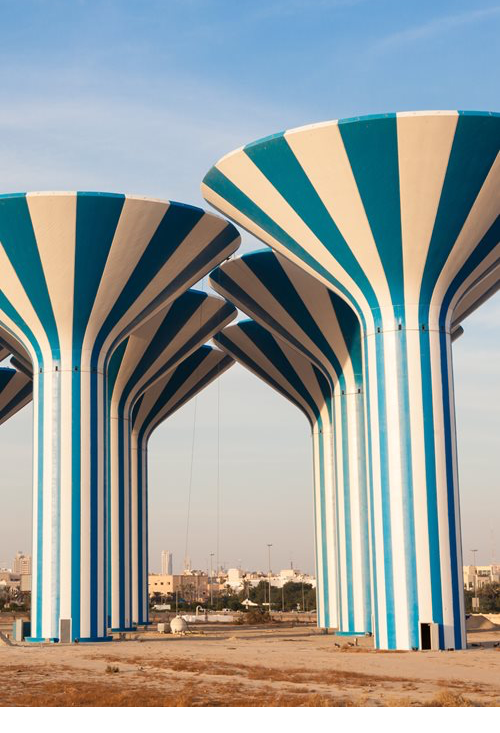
[1,617,499,707]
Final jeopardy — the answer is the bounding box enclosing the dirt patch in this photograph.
[466,615,500,631]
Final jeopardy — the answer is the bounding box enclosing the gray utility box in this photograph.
[13,619,31,641]
[420,622,440,650]
[59,618,72,643]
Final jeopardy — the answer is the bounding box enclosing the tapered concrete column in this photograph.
[215,321,338,629]
[0,367,32,425]
[210,251,371,634]
[0,191,239,641]
[130,346,234,625]
[107,291,235,630]
[202,111,499,649]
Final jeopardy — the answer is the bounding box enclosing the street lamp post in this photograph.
[210,553,214,608]
[471,549,479,612]
[267,544,272,615]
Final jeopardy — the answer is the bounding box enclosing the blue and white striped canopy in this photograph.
[202,111,499,332]
[214,320,331,429]
[129,344,234,626]
[0,367,32,425]
[0,192,241,371]
[0,324,31,366]
[109,290,236,417]
[131,344,234,444]
[210,249,363,393]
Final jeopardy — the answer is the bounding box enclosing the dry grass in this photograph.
[97,653,413,690]
[0,660,495,708]
[427,690,478,707]
[2,680,197,707]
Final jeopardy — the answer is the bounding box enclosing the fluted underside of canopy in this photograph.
[0,367,32,425]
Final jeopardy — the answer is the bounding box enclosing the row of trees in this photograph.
[0,588,30,612]
[150,580,317,613]
[464,583,500,614]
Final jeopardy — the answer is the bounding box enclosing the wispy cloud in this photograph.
[372,5,500,53]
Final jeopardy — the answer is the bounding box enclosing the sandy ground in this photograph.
[1,620,500,707]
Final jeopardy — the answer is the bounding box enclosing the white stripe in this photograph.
[405,331,432,625]
[284,123,393,315]
[82,197,169,368]
[99,211,235,367]
[27,192,77,371]
[79,371,91,638]
[397,112,458,329]
[203,155,374,329]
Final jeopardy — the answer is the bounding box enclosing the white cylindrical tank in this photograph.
[170,616,188,634]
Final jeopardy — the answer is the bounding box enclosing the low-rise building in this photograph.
[148,572,209,602]
[463,564,500,590]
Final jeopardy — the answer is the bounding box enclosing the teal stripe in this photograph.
[338,114,404,311]
[397,329,419,648]
[71,370,81,639]
[73,193,125,355]
[317,419,330,628]
[35,373,44,639]
[203,168,368,334]
[242,137,380,318]
[339,396,354,631]
[418,328,443,638]
[0,194,60,359]
[374,332,396,647]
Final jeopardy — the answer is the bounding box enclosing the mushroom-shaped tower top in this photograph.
[203,111,499,331]
[0,192,240,368]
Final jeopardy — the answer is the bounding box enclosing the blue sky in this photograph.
[0,0,498,573]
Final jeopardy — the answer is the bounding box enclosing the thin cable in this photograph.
[183,281,206,571]
[216,368,221,574]
[183,394,197,572]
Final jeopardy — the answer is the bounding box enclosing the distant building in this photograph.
[463,564,500,590]
[20,574,32,592]
[13,552,31,576]
[222,567,316,592]
[148,572,209,602]
[161,550,173,575]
